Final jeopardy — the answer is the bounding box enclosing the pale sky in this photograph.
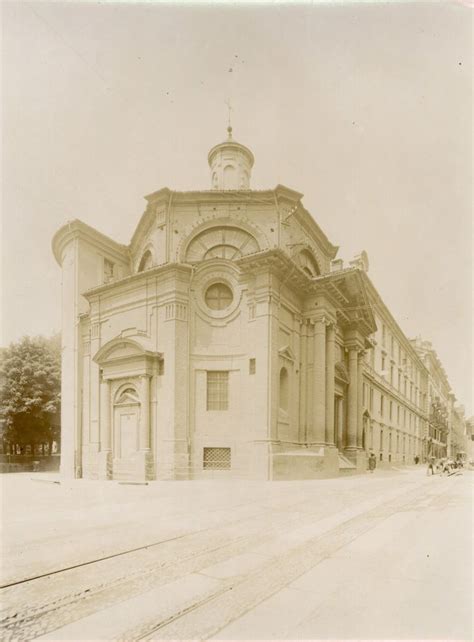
[2,1,472,413]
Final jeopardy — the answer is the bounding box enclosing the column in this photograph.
[312,319,326,443]
[346,348,358,449]
[299,321,308,442]
[99,379,111,451]
[139,375,151,450]
[357,351,364,448]
[338,398,344,448]
[325,323,336,445]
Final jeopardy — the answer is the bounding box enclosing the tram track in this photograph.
[122,478,459,642]
[1,476,448,642]
[1,489,363,641]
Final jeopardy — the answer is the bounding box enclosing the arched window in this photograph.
[223,165,236,189]
[185,226,259,263]
[138,250,153,272]
[279,367,289,412]
[297,250,321,277]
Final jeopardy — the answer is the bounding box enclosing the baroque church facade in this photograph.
[53,128,437,481]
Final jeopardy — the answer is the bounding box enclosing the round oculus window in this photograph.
[205,283,233,311]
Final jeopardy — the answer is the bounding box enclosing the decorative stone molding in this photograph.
[177,216,269,264]
[278,345,296,363]
[164,302,188,322]
[191,260,243,327]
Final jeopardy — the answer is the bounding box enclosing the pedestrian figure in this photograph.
[414,455,420,465]
[368,452,377,473]
[427,455,436,476]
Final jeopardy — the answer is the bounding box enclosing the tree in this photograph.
[0,335,61,455]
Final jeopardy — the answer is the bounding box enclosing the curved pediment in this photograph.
[93,338,160,365]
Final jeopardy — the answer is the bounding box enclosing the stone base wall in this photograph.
[81,444,100,479]
[271,445,340,480]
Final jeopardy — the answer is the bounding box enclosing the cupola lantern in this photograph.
[208,126,254,190]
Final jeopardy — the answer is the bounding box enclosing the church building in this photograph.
[52,127,429,481]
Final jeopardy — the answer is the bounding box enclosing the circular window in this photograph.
[205,283,233,310]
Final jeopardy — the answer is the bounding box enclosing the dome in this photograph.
[208,126,254,190]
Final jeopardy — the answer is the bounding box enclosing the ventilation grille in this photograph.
[203,447,231,470]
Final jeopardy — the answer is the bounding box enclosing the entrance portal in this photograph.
[113,386,140,480]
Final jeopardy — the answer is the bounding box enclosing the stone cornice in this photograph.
[238,250,376,336]
[82,261,193,299]
[131,184,338,265]
[274,184,338,260]
[130,188,172,254]
[51,219,129,266]
[360,271,429,377]
[364,363,427,418]
[417,344,452,394]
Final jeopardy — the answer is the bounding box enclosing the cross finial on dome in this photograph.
[225,98,233,139]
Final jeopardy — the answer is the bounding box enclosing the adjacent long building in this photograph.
[52,129,465,481]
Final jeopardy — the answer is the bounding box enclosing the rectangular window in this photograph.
[397,405,400,424]
[158,359,165,376]
[389,401,393,421]
[380,394,384,417]
[206,371,229,410]
[390,365,394,385]
[381,355,386,372]
[203,447,231,470]
[363,383,367,406]
[369,387,374,411]
[249,358,256,375]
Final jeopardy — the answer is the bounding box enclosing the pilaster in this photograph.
[312,318,326,443]
[325,323,336,445]
[299,320,308,442]
[98,378,112,480]
[346,347,358,450]
[139,374,151,450]
[357,351,365,448]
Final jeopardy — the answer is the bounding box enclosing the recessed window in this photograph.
[279,367,289,412]
[104,258,114,283]
[205,283,233,311]
[206,371,229,410]
[203,447,231,470]
[138,250,153,272]
[249,358,256,375]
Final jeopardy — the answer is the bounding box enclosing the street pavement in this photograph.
[0,467,472,641]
